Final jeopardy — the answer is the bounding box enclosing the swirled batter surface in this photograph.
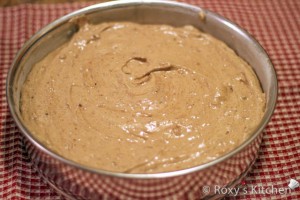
[21,22,265,173]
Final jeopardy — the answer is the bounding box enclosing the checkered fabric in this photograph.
[0,0,299,199]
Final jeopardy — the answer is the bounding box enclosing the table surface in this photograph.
[0,0,99,7]
[0,0,300,199]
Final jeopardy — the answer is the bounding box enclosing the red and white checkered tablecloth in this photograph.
[0,0,299,199]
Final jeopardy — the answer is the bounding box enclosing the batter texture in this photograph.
[21,22,265,173]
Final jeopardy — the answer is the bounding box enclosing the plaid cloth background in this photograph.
[0,0,299,199]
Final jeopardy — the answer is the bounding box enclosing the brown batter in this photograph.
[21,22,265,173]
